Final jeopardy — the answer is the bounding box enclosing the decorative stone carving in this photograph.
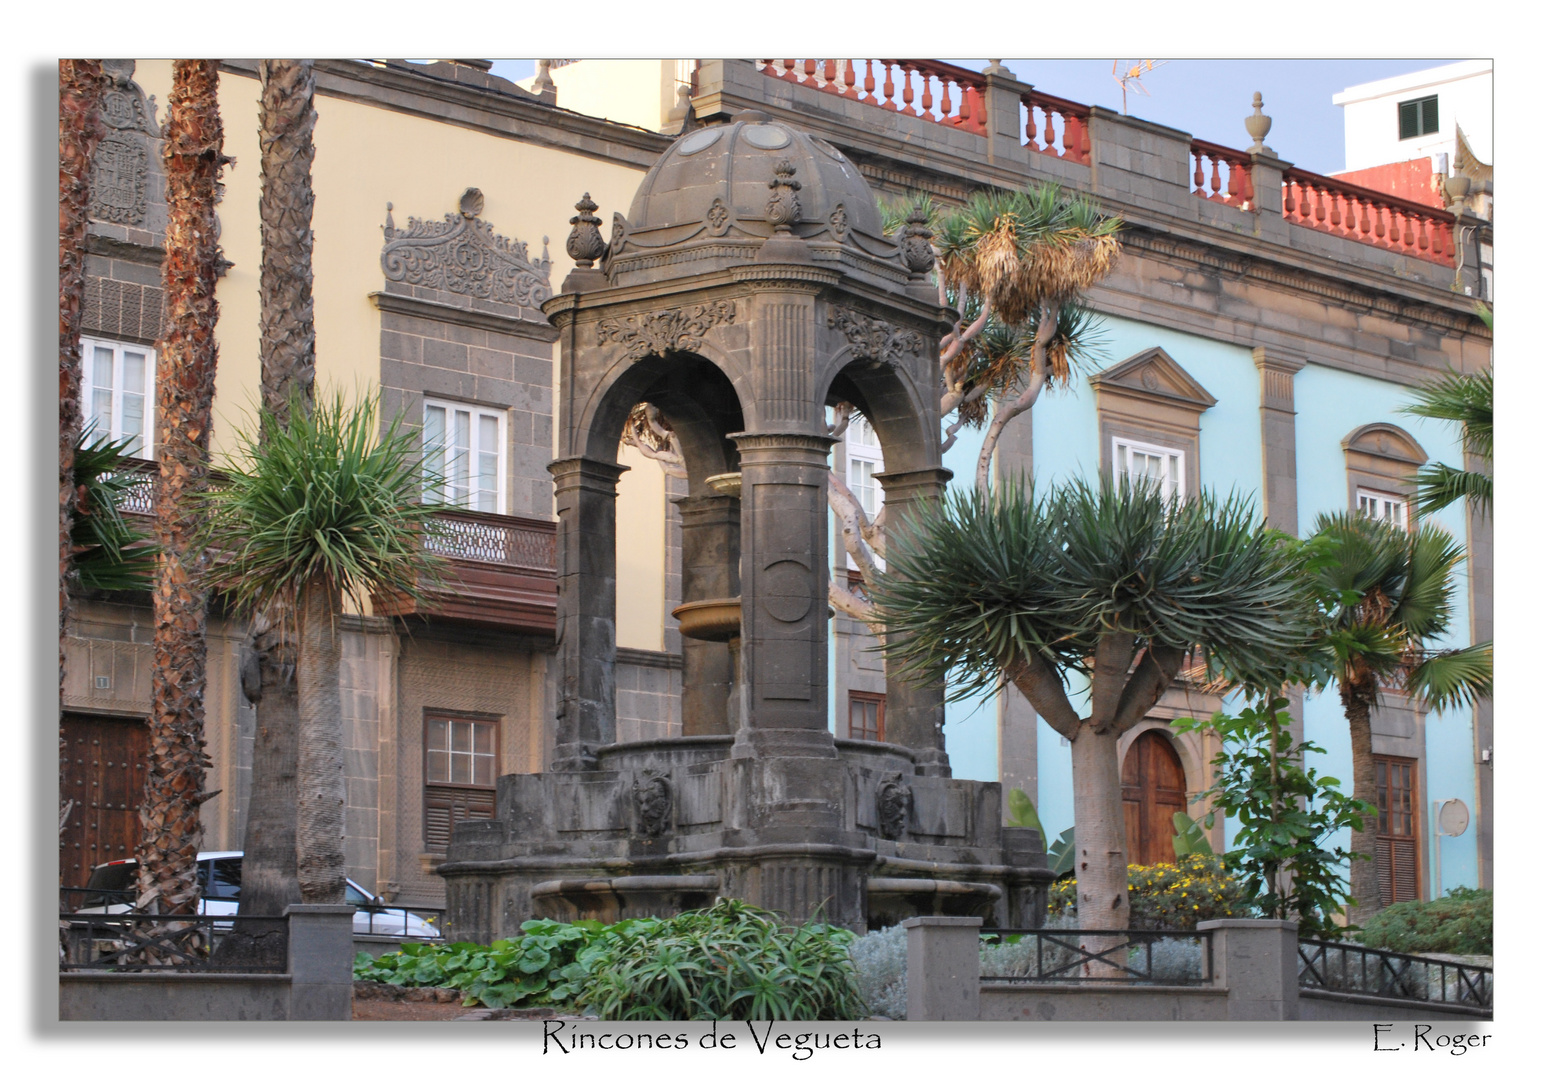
[901,207,936,277]
[706,198,731,235]
[632,771,673,837]
[609,212,629,257]
[765,158,803,234]
[1245,92,1272,154]
[876,772,913,841]
[565,192,607,268]
[381,194,552,308]
[828,307,924,365]
[90,61,159,227]
[828,203,848,241]
[596,300,737,360]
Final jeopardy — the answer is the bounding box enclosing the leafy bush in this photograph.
[1047,854,1245,930]
[579,899,865,1021]
[1357,887,1492,956]
[353,919,615,1009]
[848,923,907,1019]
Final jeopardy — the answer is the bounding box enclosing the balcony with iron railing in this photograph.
[110,460,557,634]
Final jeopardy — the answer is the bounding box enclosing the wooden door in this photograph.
[1122,730,1188,867]
[60,712,148,888]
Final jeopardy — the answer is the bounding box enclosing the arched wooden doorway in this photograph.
[1122,730,1188,867]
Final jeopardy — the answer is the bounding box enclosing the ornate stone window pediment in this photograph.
[1341,422,1428,526]
[1090,347,1216,498]
[380,189,552,311]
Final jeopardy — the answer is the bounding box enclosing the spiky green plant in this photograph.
[1401,366,1492,516]
[69,432,155,593]
[1301,511,1491,922]
[202,390,447,903]
[870,475,1309,931]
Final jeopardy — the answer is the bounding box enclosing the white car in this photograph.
[75,851,441,938]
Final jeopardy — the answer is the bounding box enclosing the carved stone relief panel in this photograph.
[89,61,161,228]
[381,191,553,310]
[827,305,924,366]
[594,300,737,360]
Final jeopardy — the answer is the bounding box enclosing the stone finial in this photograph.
[765,158,803,234]
[1245,92,1272,153]
[533,58,556,95]
[458,187,484,219]
[983,59,1013,77]
[1443,171,1472,216]
[566,192,607,268]
[901,206,936,277]
[668,83,690,123]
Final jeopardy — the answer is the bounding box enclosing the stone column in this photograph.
[674,492,741,736]
[1248,150,1292,244]
[904,915,984,1021]
[981,62,1029,168]
[548,456,628,770]
[876,466,954,776]
[285,903,356,1020]
[731,432,836,757]
[1197,918,1302,1021]
[1252,345,1305,535]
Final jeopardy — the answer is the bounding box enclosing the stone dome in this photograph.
[604,110,907,287]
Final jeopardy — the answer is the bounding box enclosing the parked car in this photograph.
[73,851,441,938]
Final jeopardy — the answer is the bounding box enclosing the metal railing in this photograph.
[59,910,289,973]
[979,928,1213,985]
[423,507,556,570]
[1298,938,1492,1011]
[357,904,446,939]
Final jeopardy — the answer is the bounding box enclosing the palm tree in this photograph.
[1401,360,1492,517]
[869,476,1309,931]
[1303,512,1492,923]
[69,433,156,593]
[59,59,109,691]
[203,392,446,904]
[136,60,228,917]
[238,58,319,923]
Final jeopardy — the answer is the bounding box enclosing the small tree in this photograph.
[869,476,1309,931]
[203,392,446,903]
[1175,695,1372,939]
[1401,351,1492,517]
[1302,512,1491,923]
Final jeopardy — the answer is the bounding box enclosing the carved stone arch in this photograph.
[825,358,938,477]
[1340,422,1429,516]
[579,349,745,484]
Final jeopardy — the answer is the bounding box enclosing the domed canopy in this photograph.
[605,110,907,288]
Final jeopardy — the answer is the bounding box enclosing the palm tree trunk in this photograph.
[137,60,226,916]
[1341,677,1382,925]
[296,575,346,904]
[59,60,108,691]
[1071,722,1130,948]
[237,58,317,921]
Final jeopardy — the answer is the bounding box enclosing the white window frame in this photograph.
[1357,486,1410,529]
[422,398,507,515]
[79,335,155,459]
[1112,435,1184,500]
[846,414,884,519]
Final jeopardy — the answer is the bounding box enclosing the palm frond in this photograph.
[201,389,449,631]
[1404,642,1492,711]
[1409,462,1492,517]
[70,432,156,593]
[1400,367,1492,462]
[877,190,939,241]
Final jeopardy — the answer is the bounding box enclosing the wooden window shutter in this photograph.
[1421,96,1440,135]
[423,787,496,853]
[1399,100,1420,140]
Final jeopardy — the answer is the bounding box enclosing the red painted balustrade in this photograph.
[756,59,987,134]
[1190,140,1255,210]
[1022,89,1091,165]
[1282,167,1455,267]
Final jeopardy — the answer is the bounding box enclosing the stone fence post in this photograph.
[904,915,983,1021]
[1197,918,1301,1020]
[286,903,356,1020]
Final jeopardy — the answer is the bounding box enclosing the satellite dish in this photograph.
[1437,798,1470,837]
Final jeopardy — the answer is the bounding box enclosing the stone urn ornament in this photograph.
[765,158,803,234]
[1245,92,1272,154]
[901,206,936,278]
[566,192,607,268]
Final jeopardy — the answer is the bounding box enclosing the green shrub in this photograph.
[579,898,865,1021]
[848,923,907,1019]
[1047,854,1246,930]
[352,919,616,1009]
[1357,887,1492,956]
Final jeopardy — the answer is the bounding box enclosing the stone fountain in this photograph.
[438,111,1052,938]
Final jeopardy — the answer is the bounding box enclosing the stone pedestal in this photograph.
[284,903,356,1021]
[905,915,984,1020]
[675,493,741,736]
[1198,918,1302,1021]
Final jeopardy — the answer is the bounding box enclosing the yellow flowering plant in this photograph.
[1047,853,1244,930]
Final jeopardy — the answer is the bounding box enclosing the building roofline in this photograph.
[1332,59,1492,106]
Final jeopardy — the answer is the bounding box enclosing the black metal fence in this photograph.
[357,905,446,939]
[59,911,289,973]
[978,928,1213,985]
[1298,938,1492,1011]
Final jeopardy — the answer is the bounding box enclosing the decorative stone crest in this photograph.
[596,300,737,360]
[828,203,848,241]
[876,772,913,841]
[828,307,924,365]
[901,207,936,277]
[706,197,731,235]
[609,212,629,257]
[765,158,803,234]
[565,192,607,268]
[90,61,158,227]
[381,193,552,308]
[632,771,673,837]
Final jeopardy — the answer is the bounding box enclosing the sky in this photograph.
[488,58,1468,176]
